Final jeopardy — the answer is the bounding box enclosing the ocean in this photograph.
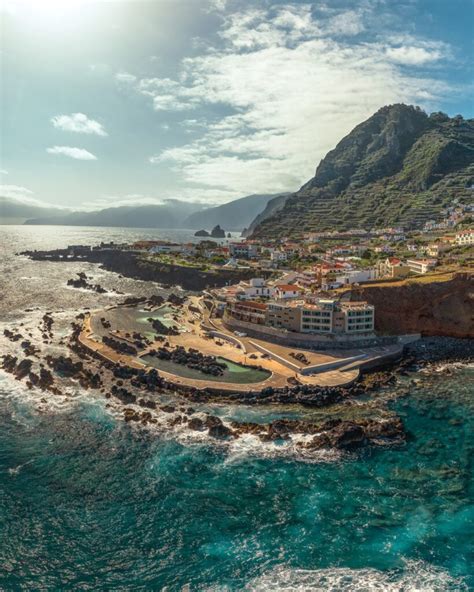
[0,225,472,591]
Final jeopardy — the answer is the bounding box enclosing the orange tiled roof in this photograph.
[275,284,301,291]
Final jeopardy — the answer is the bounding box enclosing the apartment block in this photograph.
[407,258,437,274]
[226,297,375,336]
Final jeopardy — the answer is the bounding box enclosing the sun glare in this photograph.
[1,0,94,25]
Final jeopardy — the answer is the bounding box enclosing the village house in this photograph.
[274,284,303,300]
[270,249,288,263]
[236,278,275,300]
[281,242,301,256]
[295,270,319,290]
[314,261,354,289]
[373,245,394,254]
[325,245,363,258]
[229,242,260,259]
[331,268,378,288]
[455,229,474,246]
[407,258,437,274]
[376,257,410,279]
[426,242,450,258]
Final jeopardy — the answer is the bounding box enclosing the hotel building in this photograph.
[226,298,375,336]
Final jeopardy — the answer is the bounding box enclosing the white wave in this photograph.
[0,375,344,463]
[420,360,473,375]
[7,460,33,476]
[243,561,468,591]
[224,432,342,464]
[0,369,100,418]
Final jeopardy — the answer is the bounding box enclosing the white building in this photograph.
[333,268,378,287]
[149,242,183,254]
[342,302,375,333]
[426,243,450,258]
[230,278,276,301]
[295,270,319,289]
[274,284,303,300]
[300,299,375,334]
[455,229,474,246]
[229,242,259,259]
[407,258,437,274]
[270,250,288,262]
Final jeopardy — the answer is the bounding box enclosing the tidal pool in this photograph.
[141,354,271,384]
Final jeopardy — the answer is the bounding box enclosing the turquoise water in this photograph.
[141,354,271,384]
[137,306,177,329]
[1,367,472,590]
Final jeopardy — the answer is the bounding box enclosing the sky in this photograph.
[1,0,473,211]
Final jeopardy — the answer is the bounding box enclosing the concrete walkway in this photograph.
[80,297,405,394]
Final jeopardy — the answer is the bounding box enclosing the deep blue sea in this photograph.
[0,226,473,590]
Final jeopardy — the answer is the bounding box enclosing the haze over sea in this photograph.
[0,225,472,591]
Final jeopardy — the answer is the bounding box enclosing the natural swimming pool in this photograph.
[140,354,271,384]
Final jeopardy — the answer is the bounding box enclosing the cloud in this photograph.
[136,77,200,111]
[0,184,35,201]
[385,45,445,65]
[82,188,237,209]
[115,71,137,84]
[323,9,365,37]
[134,4,454,201]
[81,194,167,209]
[51,113,107,136]
[0,169,8,175]
[207,0,227,12]
[0,185,71,209]
[47,146,98,160]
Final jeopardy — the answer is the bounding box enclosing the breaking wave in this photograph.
[244,561,468,591]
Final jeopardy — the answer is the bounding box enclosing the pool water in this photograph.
[137,305,177,329]
[141,353,271,384]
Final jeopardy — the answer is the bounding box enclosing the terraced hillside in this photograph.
[252,104,474,238]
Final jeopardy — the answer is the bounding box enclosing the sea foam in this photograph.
[242,561,468,592]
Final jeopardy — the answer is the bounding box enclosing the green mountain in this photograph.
[251,104,474,238]
[184,193,290,231]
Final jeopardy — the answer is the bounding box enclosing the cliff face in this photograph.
[242,193,290,237]
[348,273,473,338]
[252,104,474,238]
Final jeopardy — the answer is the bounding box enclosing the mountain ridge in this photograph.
[251,104,474,238]
[0,197,68,224]
[3,193,286,231]
[23,200,206,228]
[184,193,289,231]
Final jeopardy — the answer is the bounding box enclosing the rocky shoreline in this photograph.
[2,304,472,455]
[4,250,473,456]
[20,247,271,291]
[67,272,110,294]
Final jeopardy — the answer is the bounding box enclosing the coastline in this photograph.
[3,242,472,457]
[20,247,274,291]
[3,297,472,458]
